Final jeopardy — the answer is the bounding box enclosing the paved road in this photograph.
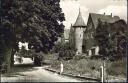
[1,58,82,82]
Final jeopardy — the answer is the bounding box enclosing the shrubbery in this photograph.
[58,50,76,60]
[53,42,76,60]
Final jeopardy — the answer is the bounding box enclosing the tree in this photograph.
[109,20,127,59]
[0,0,65,70]
[57,42,76,61]
[95,19,110,59]
[95,19,127,61]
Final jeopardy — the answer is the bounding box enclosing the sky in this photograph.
[60,0,127,29]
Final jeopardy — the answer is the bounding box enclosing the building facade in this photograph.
[69,11,120,56]
[83,13,120,56]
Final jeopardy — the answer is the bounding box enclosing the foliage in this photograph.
[0,0,65,53]
[58,50,76,60]
[51,42,63,53]
[95,19,111,58]
[95,19,127,60]
[44,53,126,78]
[57,42,76,61]
[109,20,128,58]
[0,0,65,67]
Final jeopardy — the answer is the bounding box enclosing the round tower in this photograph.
[73,8,86,55]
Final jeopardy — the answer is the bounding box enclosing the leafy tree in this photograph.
[57,42,76,61]
[0,0,65,69]
[95,19,110,59]
[109,20,127,59]
[95,19,127,61]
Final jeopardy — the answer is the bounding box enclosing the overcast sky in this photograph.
[60,0,127,29]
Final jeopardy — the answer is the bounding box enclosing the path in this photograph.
[1,58,82,82]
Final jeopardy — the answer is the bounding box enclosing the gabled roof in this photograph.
[73,8,86,27]
[89,13,120,29]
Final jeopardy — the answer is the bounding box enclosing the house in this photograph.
[83,13,120,56]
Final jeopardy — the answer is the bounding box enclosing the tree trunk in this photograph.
[0,40,12,72]
[10,49,16,67]
[5,47,12,72]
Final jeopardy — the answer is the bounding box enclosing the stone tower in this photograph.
[73,8,86,55]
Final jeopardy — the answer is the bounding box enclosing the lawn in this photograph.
[43,53,127,80]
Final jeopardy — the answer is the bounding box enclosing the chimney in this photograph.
[111,13,112,17]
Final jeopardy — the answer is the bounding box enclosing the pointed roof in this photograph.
[73,8,86,27]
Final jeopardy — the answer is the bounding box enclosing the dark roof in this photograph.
[89,13,120,28]
[73,9,86,27]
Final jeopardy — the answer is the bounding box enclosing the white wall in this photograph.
[95,46,99,55]
[75,27,84,54]
[88,50,92,56]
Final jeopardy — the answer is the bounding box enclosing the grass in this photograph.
[106,58,126,77]
[44,53,127,79]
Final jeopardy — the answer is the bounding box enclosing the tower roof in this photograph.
[73,8,86,27]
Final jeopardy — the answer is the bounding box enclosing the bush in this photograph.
[33,52,44,66]
[51,42,63,53]
[57,42,76,61]
[58,50,76,61]
[90,55,102,60]
[73,55,86,60]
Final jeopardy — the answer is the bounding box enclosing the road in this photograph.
[1,58,82,82]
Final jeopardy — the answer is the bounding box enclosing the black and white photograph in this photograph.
[0,0,127,82]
